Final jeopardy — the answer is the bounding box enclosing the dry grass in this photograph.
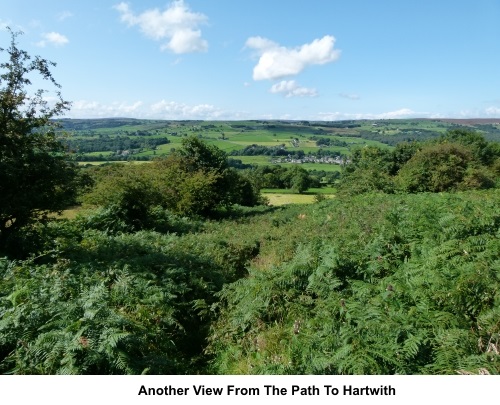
[49,206,82,220]
[264,193,316,206]
[264,193,335,206]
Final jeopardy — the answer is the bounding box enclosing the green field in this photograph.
[62,118,500,172]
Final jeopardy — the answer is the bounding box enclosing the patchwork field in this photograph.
[61,118,500,166]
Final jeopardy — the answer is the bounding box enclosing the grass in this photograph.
[237,156,274,165]
[307,186,337,194]
[261,187,336,205]
[263,193,316,205]
[278,162,342,172]
[49,206,83,219]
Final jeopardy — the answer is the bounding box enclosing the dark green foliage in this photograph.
[0,216,261,374]
[178,136,228,173]
[2,33,500,377]
[310,136,348,148]
[1,186,499,374]
[395,143,473,192]
[65,135,169,153]
[439,129,499,166]
[207,190,500,374]
[0,30,78,253]
[337,146,396,195]
[83,137,262,221]
[338,129,499,195]
[246,165,316,193]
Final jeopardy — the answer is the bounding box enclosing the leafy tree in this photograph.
[439,129,499,166]
[178,136,228,173]
[395,143,478,192]
[0,29,78,252]
[83,137,262,221]
[389,141,420,175]
[337,146,395,195]
[286,166,311,193]
[337,131,499,196]
[83,164,163,231]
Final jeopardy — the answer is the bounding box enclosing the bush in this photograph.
[396,143,479,192]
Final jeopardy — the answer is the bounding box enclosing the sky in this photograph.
[2,0,500,121]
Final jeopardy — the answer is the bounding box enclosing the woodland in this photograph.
[1,30,499,375]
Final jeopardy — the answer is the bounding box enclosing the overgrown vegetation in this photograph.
[208,191,500,374]
[1,30,499,375]
[337,129,500,196]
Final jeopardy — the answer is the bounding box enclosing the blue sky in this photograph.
[2,0,500,120]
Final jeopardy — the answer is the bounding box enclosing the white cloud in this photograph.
[270,80,318,98]
[339,92,360,100]
[36,32,69,47]
[245,35,340,81]
[485,106,500,116]
[114,1,208,54]
[151,100,224,119]
[317,108,421,121]
[378,108,418,119]
[68,100,232,120]
[69,100,144,118]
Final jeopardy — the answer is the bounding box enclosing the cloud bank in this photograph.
[68,100,227,120]
[485,106,500,116]
[317,108,422,121]
[114,1,208,54]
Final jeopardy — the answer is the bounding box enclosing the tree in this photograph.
[178,136,228,173]
[0,29,78,251]
[395,143,474,192]
[337,146,395,195]
[174,136,260,212]
[439,129,498,166]
[83,137,262,221]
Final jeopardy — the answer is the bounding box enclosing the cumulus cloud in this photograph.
[114,1,208,54]
[245,35,340,81]
[270,80,318,98]
[37,32,69,47]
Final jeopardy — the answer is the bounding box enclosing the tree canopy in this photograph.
[0,30,79,253]
[337,130,499,196]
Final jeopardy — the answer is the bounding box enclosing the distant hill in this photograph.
[54,118,500,162]
[431,118,500,125]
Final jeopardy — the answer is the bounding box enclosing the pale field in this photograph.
[263,192,335,206]
[264,193,315,205]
